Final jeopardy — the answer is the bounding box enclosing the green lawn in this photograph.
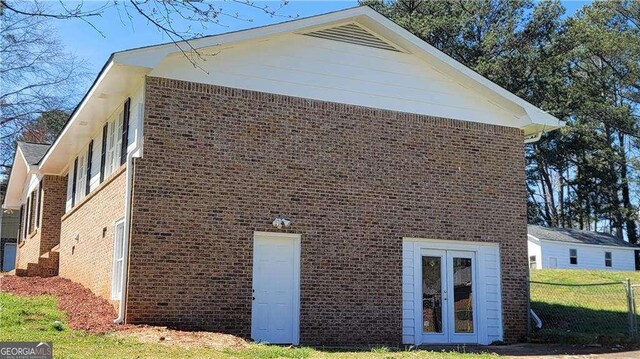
[0,293,497,359]
[529,269,640,343]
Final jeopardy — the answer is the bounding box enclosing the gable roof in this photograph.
[17,141,51,165]
[7,5,566,210]
[111,6,562,136]
[528,225,638,249]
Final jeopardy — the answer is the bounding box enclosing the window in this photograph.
[36,180,42,227]
[605,252,612,267]
[86,140,93,195]
[65,167,74,212]
[27,193,35,234]
[569,249,578,265]
[104,113,123,178]
[111,219,126,300]
[18,205,24,242]
[75,150,87,204]
[529,255,537,269]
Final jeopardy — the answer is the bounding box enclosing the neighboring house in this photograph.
[528,225,637,271]
[2,7,563,345]
[0,208,19,272]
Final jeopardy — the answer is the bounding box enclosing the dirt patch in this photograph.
[1,275,250,350]
[114,325,249,350]
[0,275,128,333]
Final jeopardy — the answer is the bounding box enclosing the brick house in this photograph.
[2,7,563,345]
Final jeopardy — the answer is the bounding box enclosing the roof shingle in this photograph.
[528,225,637,248]
[17,141,51,165]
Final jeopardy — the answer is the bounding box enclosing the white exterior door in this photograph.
[420,249,477,344]
[251,232,300,344]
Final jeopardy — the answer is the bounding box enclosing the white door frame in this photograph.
[251,231,301,345]
[407,238,502,345]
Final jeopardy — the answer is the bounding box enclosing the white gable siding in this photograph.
[537,240,635,271]
[150,34,526,129]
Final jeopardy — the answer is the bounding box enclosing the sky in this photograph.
[47,0,592,93]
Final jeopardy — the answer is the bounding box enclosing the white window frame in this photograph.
[605,251,612,267]
[529,255,537,269]
[104,112,123,179]
[111,219,126,300]
[569,248,578,265]
[105,120,115,177]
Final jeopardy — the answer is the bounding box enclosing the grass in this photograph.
[529,269,640,344]
[0,293,498,359]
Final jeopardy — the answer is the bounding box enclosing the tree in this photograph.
[364,0,640,241]
[18,110,69,144]
[1,3,87,178]
[0,0,292,67]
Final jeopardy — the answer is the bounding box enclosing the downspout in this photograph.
[115,100,144,324]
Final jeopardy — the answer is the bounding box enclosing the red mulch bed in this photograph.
[0,275,131,333]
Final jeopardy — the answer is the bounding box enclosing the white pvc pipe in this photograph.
[114,102,144,324]
[530,308,543,329]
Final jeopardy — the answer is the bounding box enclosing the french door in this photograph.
[421,249,477,344]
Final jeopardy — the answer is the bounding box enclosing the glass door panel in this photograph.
[422,256,443,333]
[452,257,473,333]
[421,250,447,344]
[446,251,477,344]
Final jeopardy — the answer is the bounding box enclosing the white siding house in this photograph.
[528,225,638,271]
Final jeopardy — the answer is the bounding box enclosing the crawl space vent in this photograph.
[303,23,400,52]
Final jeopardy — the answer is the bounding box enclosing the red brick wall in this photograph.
[15,175,66,276]
[127,77,528,344]
[59,167,126,303]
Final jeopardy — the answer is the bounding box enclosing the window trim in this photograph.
[569,248,578,265]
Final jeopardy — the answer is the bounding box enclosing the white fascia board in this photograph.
[113,6,373,68]
[2,147,30,209]
[527,234,542,244]
[38,60,115,169]
[537,238,637,251]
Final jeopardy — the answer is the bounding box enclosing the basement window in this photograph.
[569,249,578,265]
[605,252,612,267]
